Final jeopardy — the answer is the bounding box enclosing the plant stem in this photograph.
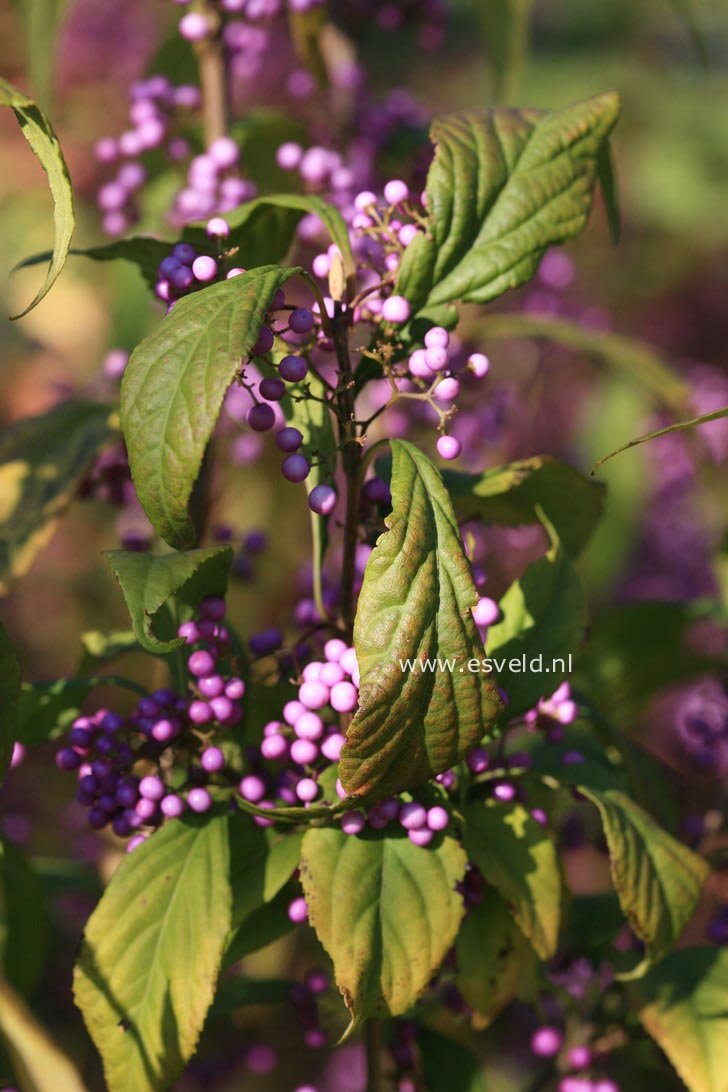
[365,1019,382,1092]
[193,5,229,146]
[331,302,361,639]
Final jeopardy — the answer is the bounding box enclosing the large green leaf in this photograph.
[0,978,87,1092]
[444,455,604,557]
[11,0,71,106]
[463,800,562,959]
[339,440,502,800]
[396,91,620,317]
[471,313,688,414]
[104,546,233,654]
[0,76,74,317]
[0,836,47,997]
[635,947,728,1092]
[455,886,531,1024]
[0,621,21,786]
[74,810,258,1092]
[486,514,588,715]
[16,674,145,747]
[580,789,709,972]
[0,401,117,592]
[300,826,466,1031]
[121,265,300,547]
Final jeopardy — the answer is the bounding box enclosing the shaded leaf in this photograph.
[0,836,48,996]
[340,440,502,800]
[223,883,297,968]
[474,0,533,103]
[16,675,145,747]
[444,455,604,557]
[635,947,728,1092]
[455,886,531,1024]
[300,826,466,1030]
[397,92,620,317]
[580,788,709,971]
[210,976,294,1020]
[463,800,562,959]
[0,401,117,593]
[78,629,141,674]
[121,265,300,547]
[0,621,21,786]
[472,313,687,414]
[418,1027,486,1092]
[74,811,245,1092]
[0,76,74,317]
[486,514,588,715]
[0,978,87,1092]
[104,547,233,654]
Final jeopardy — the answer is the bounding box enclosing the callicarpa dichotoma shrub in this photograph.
[1,3,727,1092]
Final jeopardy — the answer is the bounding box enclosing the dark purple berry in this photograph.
[247,403,276,432]
[259,377,285,402]
[289,307,315,334]
[282,454,310,482]
[172,243,196,265]
[276,427,303,452]
[279,355,307,382]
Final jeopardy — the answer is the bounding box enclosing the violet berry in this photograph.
[530,1026,563,1058]
[259,377,285,402]
[436,435,462,461]
[472,597,499,627]
[279,355,308,382]
[201,747,225,773]
[308,484,337,515]
[188,649,216,677]
[288,896,308,923]
[247,403,276,432]
[187,787,212,813]
[289,308,315,334]
[277,427,303,452]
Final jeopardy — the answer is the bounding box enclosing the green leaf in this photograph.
[474,0,533,103]
[0,978,87,1092]
[104,546,233,654]
[16,675,145,747]
[486,515,588,715]
[229,828,302,931]
[593,406,728,473]
[121,265,300,547]
[455,886,531,1024]
[597,139,621,245]
[13,237,173,294]
[223,883,297,967]
[635,947,728,1092]
[0,836,48,996]
[0,400,117,592]
[418,1028,486,1092]
[74,810,245,1092]
[396,91,620,318]
[0,621,21,786]
[463,800,562,959]
[444,455,604,557]
[474,313,688,414]
[0,76,74,317]
[300,826,466,1030]
[579,788,709,972]
[339,439,503,800]
[11,0,70,106]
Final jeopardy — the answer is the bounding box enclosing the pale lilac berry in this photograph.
[179,12,210,40]
[408,349,434,379]
[206,217,229,238]
[288,896,308,923]
[319,662,345,687]
[531,1026,563,1058]
[226,677,245,700]
[472,597,499,627]
[382,295,411,324]
[261,734,288,761]
[436,435,462,461]
[296,777,319,803]
[399,801,427,830]
[295,712,324,740]
[398,223,419,247]
[298,681,329,710]
[493,783,516,803]
[427,806,449,831]
[424,326,449,349]
[341,810,365,835]
[276,141,303,169]
[290,739,318,765]
[468,352,490,378]
[324,638,347,663]
[192,255,218,282]
[409,828,434,847]
[568,1046,593,1069]
[208,136,239,169]
[139,776,165,802]
[435,377,460,401]
[283,700,306,725]
[330,681,358,713]
[210,696,234,722]
[161,794,185,818]
[466,747,490,774]
[240,775,267,803]
[201,747,225,773]
[187,787,212,813]
[424,345,449,372]
[188,650,216,677]
[383,179,409,205]
[321,733,345,761]
[354,190,377,212]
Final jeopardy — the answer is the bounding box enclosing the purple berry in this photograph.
[172,243,196,265]
[192,255,218,282]
[427,806,449,831]
[472,597,499,627]
[308,484,336,515]
[282,454,310,482]
[57,748,82,771]
[187,787,212,814]
[247,403,276,432]
[341,810,365,835]
[399,802,427,830]
[289,308,315,334]
[259,377,285,402]
[139,776,165,802]
[276,426,303,452]
[279,355,308,382]
[188,700,213,725]
[161,794,185,818]
[288,896,308,923]
[210,695,234,722]
[408,827,434,847]
[201,747,225,773]
[530,1026,563,1058]
[252,326,275,356]
[296,777,319,803]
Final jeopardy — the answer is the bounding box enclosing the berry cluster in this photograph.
[530,1027,619,1092]
[55,597,244,849]
[154,220,240,306]
[171,137,255,226]
[94,75,201,235]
